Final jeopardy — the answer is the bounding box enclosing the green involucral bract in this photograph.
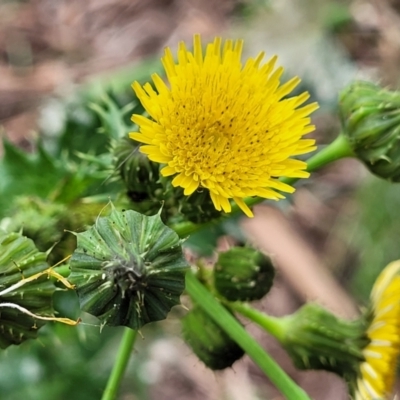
[0,231,56,349]
[280,303,368,386]
[112,137,162,203]
[69,206,189,330]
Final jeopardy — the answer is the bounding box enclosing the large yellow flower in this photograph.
[130,35,318,217]
[355,260,400,400]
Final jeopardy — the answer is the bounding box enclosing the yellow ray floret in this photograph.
[355,260,400,400]
[130,34,318,217]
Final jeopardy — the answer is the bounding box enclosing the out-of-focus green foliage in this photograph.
[349,176,400,301]
[0,141,67,216]
[0,322,131,400]
[231,0,271,21]
[323,2,353,33]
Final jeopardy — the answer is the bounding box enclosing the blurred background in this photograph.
[1,0,400,399]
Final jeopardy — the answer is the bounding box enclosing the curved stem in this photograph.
[307,133,355,171]
[227,301,288,342]
[281,133,355,186]
[173,134,354,237]
[102,328,138,400]
[186,272,311,400]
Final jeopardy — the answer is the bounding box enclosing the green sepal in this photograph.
[69,204,189,330]
[214,247,275,302]
[0,231,57,349]
[280,303,368,384]
[0,139,66,218]
[182,305,244,370]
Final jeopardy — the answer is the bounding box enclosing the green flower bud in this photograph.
[178,188,222,224]
[280,303,368,383]
[69,204,189,330]
[340,80,400,181]
[214,247,275,302]
[0,231,75,349]
[112,137,162,206]
[182,305,244,370]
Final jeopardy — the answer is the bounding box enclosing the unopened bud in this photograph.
[340,80,400,181]
[182,305,244,370]
[214,247,275,302]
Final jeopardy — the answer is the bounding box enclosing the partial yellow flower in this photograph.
[355,260,400,400]
[130,34,318,217]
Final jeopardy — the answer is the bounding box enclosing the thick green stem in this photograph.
[186,272,311,400]
[102,328,138,400]
[307,133,355,172]
[173,134,354,237]
[227,301,288,342]
[281,133,355,186]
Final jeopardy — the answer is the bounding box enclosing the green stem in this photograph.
[227,301,288,342]
[186,272,311,400]
[308,133,355,171]
[102,328,138,400]
[173,134,354,237]
[281,133,355,186]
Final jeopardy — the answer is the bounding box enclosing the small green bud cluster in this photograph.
[183,246,275,370]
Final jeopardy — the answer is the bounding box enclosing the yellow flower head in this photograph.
[130,35,318,217]
[355,261,400,400]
